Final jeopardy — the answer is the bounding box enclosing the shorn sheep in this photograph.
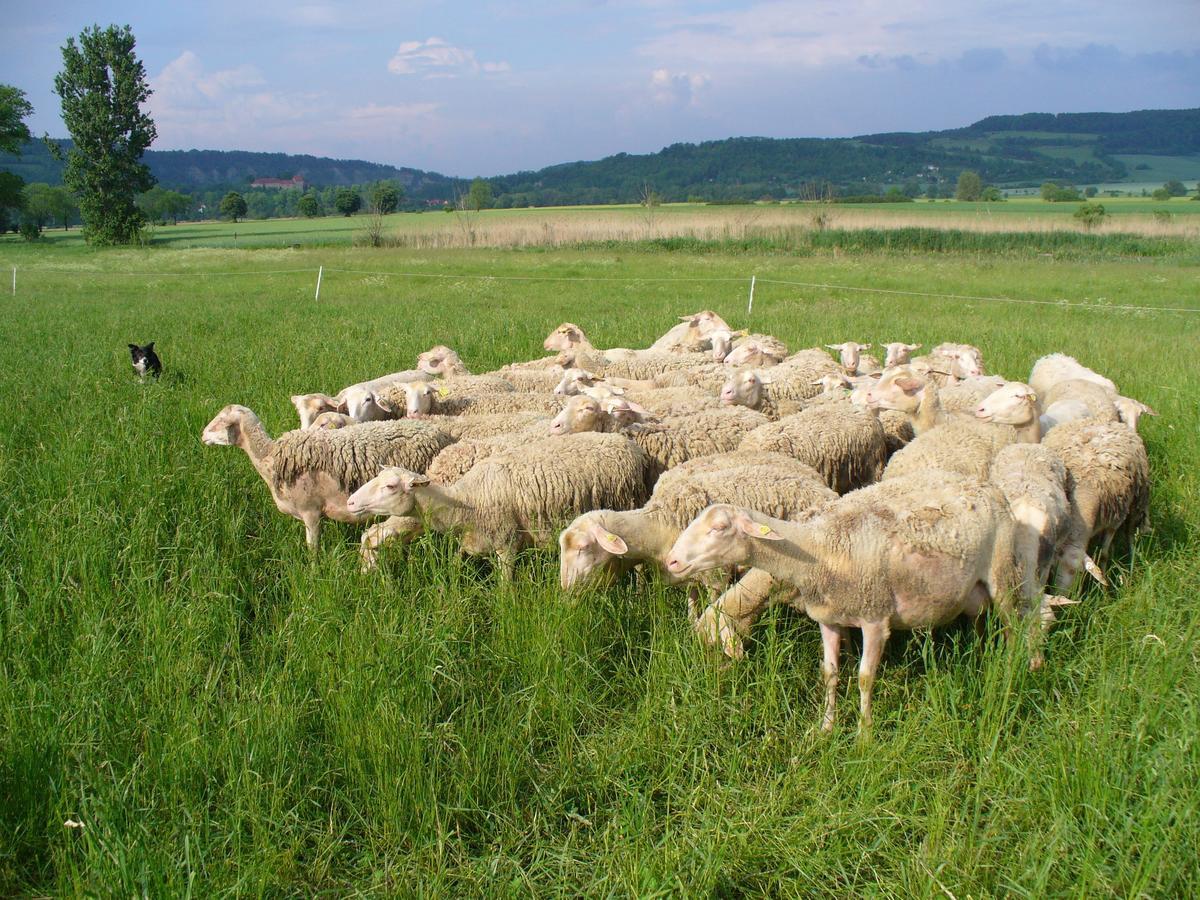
[201,405,452,549]
[347,433,652,576]
[665,470,1041,731]
[738,404,887,494]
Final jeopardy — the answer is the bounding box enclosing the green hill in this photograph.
[2,107,1197,207]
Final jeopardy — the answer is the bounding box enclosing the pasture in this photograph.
[6,195,1200,253]
[0,238,1198,895]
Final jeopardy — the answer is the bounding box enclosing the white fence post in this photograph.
[747,274,756,317]
[11,266,15,297]
[315,265,323,302]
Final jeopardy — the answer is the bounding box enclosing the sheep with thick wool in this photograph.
[665,470,1043,731]
[347,432,652,576]
[738,404,887,494]
[201,405,452,549]
[1041,419,1150,589]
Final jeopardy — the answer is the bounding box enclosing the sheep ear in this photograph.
[860,343,871,350]
[587,521,628,555]
[894,376,925,393]
[910,343,922,351]
[1143,404,1159,417]
[733,512,784,541]
[734,329,749,337]
[758,372,773,385]
[399,472,430,491]
[824,344,840,350]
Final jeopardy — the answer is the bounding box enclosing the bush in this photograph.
[1073,202,1106,230]
[18,219,42,241]
[1151,188,1171,201]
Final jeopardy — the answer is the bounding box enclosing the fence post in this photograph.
[747,274,756,317]
[11,266,14,297]
[315,265,323,302]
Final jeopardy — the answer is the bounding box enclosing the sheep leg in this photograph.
[819,623,846,733]
[302,513,322,551]
[359,516,423,572]
[496,548,516,582]
[857,620,890,736]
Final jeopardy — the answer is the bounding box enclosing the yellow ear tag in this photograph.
[606,533,619,542]
[436,386,449,396]
[759,525,771,535]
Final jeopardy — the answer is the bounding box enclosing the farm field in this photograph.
[4,195,1200,253]
[0,240,1198,895]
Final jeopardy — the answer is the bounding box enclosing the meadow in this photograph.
[1,221,1198,895]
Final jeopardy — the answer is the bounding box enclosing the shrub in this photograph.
[1073,202,1106,230]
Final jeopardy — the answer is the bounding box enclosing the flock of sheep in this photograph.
[201,310,1154,731]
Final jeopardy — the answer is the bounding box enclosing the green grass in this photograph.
[1112,155,1200,184]
[0,241,1198,895]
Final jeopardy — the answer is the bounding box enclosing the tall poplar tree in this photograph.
[53,25,157,245]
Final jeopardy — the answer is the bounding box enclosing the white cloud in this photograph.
[347,102,441,121]
[648,68,710,108]
[387,37,510,78]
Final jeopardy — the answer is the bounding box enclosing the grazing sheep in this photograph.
[1112,396,1158,432]
[346,433,652,576]
[664,471,1039,731]
[292,392,345,429]
[989,443,1072,594]
[359,515,423,571]
[1042,419,1150,589]
[883,342,922,368]
[882,420,1016,482]
[1029,352,1117,399]
[739,404,887,494]
[201,405,452,549]
[559,451,834,590]
[551,395,767,480]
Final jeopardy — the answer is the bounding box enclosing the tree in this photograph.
[47,186,79,229]
[0,84,34,153]
[53,25,157,245]
[1163,180,1187,197]
[22,183,56,229]
[371,182,401,214]
[1151,187,1171,201]
[161,190,190,224]
[1040,182,1060,201]
[334,187,361,216]
[955,170,983,201]
[980,186,1004,202]
[466,177,493,211]
[220,191,247,222]
[0,170,27,223]
[1073,202,1106,230]
[298,191,321,217]
[1084,186,1098,198]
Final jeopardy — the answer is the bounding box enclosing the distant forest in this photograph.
[2,107,1196,218]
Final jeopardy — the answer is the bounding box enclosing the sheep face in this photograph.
[403,382,435,417]
[1113,396,1158,431]
[665,504,781,580]
[719,370,763,408]
[975,382,1036,426]
[550,395,602,435]
[884,342,922,368]
[417,345,459,376]
[946,348,984,378]
[707,330,733,361]
[544,323,585,351]
[864,368,925,413]
[346,466,425,517]
[826,342,870,374]
[349,391,397,422]
[201,404,254,446]
[725,340,775,368]
[291,393,343,429]
[812,373,852,395]
[559,514,628,589]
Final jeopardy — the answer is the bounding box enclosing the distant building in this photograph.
[250,175,306,190]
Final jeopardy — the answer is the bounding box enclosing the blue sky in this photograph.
[3,1,1198,177]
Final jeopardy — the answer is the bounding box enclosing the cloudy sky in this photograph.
[3,1,1198,176]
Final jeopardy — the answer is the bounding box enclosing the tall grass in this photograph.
[0,244,1197,895]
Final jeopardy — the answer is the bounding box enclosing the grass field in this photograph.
[5,196,1200,254]
[1,235,1198,895]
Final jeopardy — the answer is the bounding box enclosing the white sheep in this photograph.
[1029,352,1117,399]
[1041,419,1150,589]
[989,443,1072,597]
[664,471,1041,731]
[825,342,880,376]
[346,432,652,577]
[201,405,452,549]
[291,392,345,429]
[738,404,887,494]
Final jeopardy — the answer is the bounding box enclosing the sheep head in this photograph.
[720,370,766,409]
[402,381,435,417]
[975,382,1037,427]
[549,395,602,435]
[665,504,782,580]
[825,342,871,374]
[864,367,926,414]
[1113,396,1158,431]
[544,322,586,351]
[291,392,344,429]
[201,404,257,446]
[559,513,629,590]
[346,466,428,517]
[417,345,460,376]
[883,342,922,368]
[553,367,598,396]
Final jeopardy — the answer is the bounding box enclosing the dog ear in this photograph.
[129,344,139,352]
[146,342,155,351]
